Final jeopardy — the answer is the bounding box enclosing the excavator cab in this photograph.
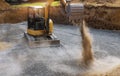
[27,6,46,36]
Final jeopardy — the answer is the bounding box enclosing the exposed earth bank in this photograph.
[1,0,120,30]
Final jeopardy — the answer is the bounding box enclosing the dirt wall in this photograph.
[0,0,10,10]
[0,0,27,23]
[80,0,117,3]
[1,0,120,30]
[85,4,120,30]
[0,8,27,23]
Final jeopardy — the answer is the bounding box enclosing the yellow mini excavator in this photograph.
[24,1,60,47]
[24,0,84,47]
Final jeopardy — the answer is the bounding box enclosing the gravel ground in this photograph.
[0,22,120,76]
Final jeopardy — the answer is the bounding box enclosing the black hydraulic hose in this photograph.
[46,5,50,34]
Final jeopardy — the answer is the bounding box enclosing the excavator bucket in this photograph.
[61,0,84,24]
[68,3,84,23]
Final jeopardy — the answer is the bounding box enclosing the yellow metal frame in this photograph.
[27,29,45,36]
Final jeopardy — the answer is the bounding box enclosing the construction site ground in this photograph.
[0,22,120,76]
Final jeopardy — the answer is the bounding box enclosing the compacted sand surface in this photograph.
[0,22,120,76]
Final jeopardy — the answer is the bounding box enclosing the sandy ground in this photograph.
[0,22,120,76]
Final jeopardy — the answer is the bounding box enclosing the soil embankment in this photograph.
[1,0,120,29]
[85,4,120,30]
[0,0,27,23]
[0,0,69,24]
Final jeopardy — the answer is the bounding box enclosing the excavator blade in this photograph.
[24,33,60,48]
